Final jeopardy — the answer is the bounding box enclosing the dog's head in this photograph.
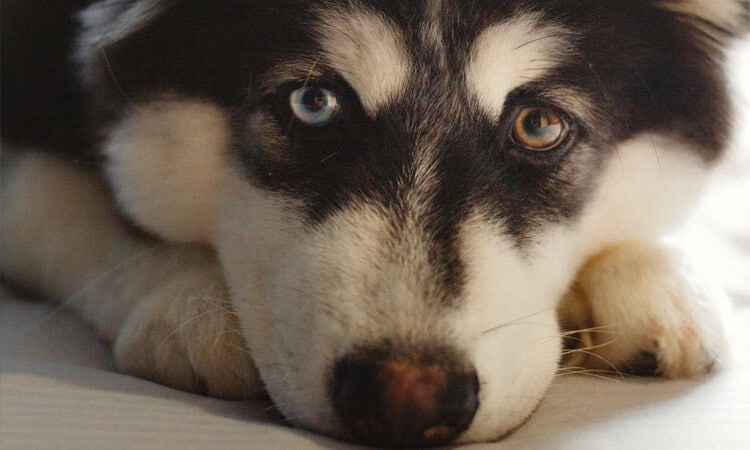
[79,0,748,446]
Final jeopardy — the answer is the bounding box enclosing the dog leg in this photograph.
[558,242,730,378]
[1,152,261,399]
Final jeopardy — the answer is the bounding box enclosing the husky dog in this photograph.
[2,0,748,447]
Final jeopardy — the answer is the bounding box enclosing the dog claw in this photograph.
[621,351,659,377]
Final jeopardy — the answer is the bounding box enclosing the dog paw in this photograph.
[113,264,262,399]
[558,243,730,378]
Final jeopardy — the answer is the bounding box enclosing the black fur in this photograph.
[1,1,97,157]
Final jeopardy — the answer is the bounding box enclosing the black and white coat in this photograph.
[2,1,748,447]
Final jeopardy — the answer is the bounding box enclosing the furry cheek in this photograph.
[102,99,229,243]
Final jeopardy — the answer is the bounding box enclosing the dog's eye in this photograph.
[511,107,569,151]
[290,87,340,126]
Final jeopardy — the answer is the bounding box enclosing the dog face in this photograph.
[78,0,747,446]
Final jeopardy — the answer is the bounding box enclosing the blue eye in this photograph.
[289,86,340,126]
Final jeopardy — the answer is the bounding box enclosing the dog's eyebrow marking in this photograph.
[259,58,328,94]
[465,13,576,119]
[314,4,412,114]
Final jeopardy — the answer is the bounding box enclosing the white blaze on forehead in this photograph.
[314,5,412,114]
[466,13,576,118]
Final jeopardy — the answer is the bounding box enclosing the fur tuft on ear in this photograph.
[78,0,171,47]
[658,0,750,40]
[75,0,172,88]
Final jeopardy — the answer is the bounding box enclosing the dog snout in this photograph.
[331,351,479,448]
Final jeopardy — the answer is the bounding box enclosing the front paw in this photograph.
[113,265,262,399]
[559,243,730,378]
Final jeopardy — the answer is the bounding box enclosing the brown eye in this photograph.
[512,107,569,151]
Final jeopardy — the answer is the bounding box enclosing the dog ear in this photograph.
[77,0,171,47]
[658,0,750,39]
[75,0,173,87]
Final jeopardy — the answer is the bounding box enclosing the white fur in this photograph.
[465,13,576,119]
[102,99,229,243]
[314,3,412,114]
[451,218,575,442]
[574,134,710,258]
[658,0,748,39]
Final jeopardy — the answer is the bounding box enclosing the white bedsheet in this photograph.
[2,41,749,450]
[2,287,748,450]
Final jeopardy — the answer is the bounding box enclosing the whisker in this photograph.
[561,335,621,355]
[32,246,160,329]
[566,348,624,377]
[158,302,238,348]
[515,33,559,50]
[554,368,623,382]
[481,307,555,335]
[286,56,322,135]
[559,324,619,337]
[99,46,134,107]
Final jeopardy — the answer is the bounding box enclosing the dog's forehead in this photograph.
[306,1,574,117]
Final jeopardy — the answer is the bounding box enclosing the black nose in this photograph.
[331,352,480,448]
